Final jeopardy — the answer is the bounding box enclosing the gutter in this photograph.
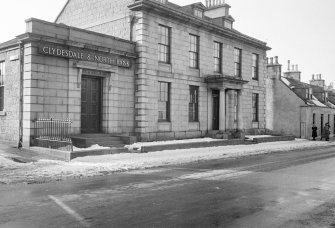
[18,41,24,148]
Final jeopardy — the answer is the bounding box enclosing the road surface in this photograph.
[1,146,335,227]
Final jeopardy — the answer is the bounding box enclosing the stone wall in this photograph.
[56,0,134,40]
[0,49,20,143]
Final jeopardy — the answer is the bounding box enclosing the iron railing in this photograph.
[33,118,73,151]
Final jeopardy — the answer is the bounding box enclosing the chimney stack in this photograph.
[287,60,291,71]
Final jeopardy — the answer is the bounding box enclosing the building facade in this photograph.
[0,18,136,147]
[267,57,335,139]
[57,0,270,141]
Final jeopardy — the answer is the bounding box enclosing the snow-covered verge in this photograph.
[0,139,333,184]
[245,135,274,140]
[126,137,222,150]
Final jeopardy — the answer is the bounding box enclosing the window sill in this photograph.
[158,120,171,123]
[0,111,6,116]
[252,78,259,81]
[189,67,200,71]
[158,61,171,65]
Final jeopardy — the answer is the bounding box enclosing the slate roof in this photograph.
[281,77,335,108]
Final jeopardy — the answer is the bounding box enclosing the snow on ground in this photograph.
[0,139,334,184]
[73,144,110,151]
[126,137,222,150]
[245,135,274,140]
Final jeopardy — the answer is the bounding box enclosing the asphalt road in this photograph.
[1,146,335,227]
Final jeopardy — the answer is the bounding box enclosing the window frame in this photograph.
[0,61,5,112]
[252,53,259,80]
[234,48,242,77]
[214,41,222,73]
[189,34,200,69]
[158,81,170,122]
[194,8,203,18]
[158,25,171,64]
[189,85,199,122]
[252,93,259,122]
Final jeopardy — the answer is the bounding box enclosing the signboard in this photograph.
[38,43,131,68]
[82,69,110,77]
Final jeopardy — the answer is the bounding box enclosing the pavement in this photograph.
[0,137,334,185]
[0,143,54,163]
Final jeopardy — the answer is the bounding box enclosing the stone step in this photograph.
[71,134,125,149]
[70,147,129,160]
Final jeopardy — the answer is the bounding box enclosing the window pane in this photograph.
[158,82,170,121]
[189,35,199,68]
[0,61,5,85]
[252,93,259,122]
[252,54,258,79]
[214,42,222,73]
[158,25,170,63]
[0,87,4,111]
[189,86,199,121]
[234,48,241,77]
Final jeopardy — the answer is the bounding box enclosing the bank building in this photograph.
[0,0,270,152]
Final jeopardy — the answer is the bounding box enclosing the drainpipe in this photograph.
[18,41,24,149]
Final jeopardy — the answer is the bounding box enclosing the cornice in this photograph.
[128,0,271,51]
[16,33,137,59]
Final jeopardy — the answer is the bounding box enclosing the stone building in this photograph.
[0,18,136,147]
[56,0,271,141]
[267,57,335,138]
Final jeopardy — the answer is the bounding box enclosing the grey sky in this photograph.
[1,0,333,85]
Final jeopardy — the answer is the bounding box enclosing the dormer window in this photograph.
[155,0,167,4]
[224,20,232,29]
[305,89,309,99]
[194,8,204,18]
[321,92,328,102]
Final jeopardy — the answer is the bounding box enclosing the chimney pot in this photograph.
[288,60,291,71]
[312,74,315,80]
[270,57,274,65]
[275,56,278,64]
[295,65,298,71]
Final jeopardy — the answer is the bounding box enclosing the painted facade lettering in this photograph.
[39,44,131,68]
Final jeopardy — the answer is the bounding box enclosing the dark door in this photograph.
[321,114,324,135]
[81,76,102,134]
[212,90,220,130]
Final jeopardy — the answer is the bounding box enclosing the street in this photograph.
[1,146,335,227]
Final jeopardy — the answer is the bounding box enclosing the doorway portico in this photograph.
[206,75,248,132]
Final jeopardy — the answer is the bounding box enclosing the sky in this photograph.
[0,0,334,85]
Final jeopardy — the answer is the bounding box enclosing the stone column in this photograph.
[219,89,226,131]
[207,89,213,130]
[237,90,243,130]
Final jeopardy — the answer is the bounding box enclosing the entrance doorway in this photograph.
[212,90,220,130]
[81,76,102,134]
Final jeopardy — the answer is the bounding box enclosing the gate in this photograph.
[33,118,73,151]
